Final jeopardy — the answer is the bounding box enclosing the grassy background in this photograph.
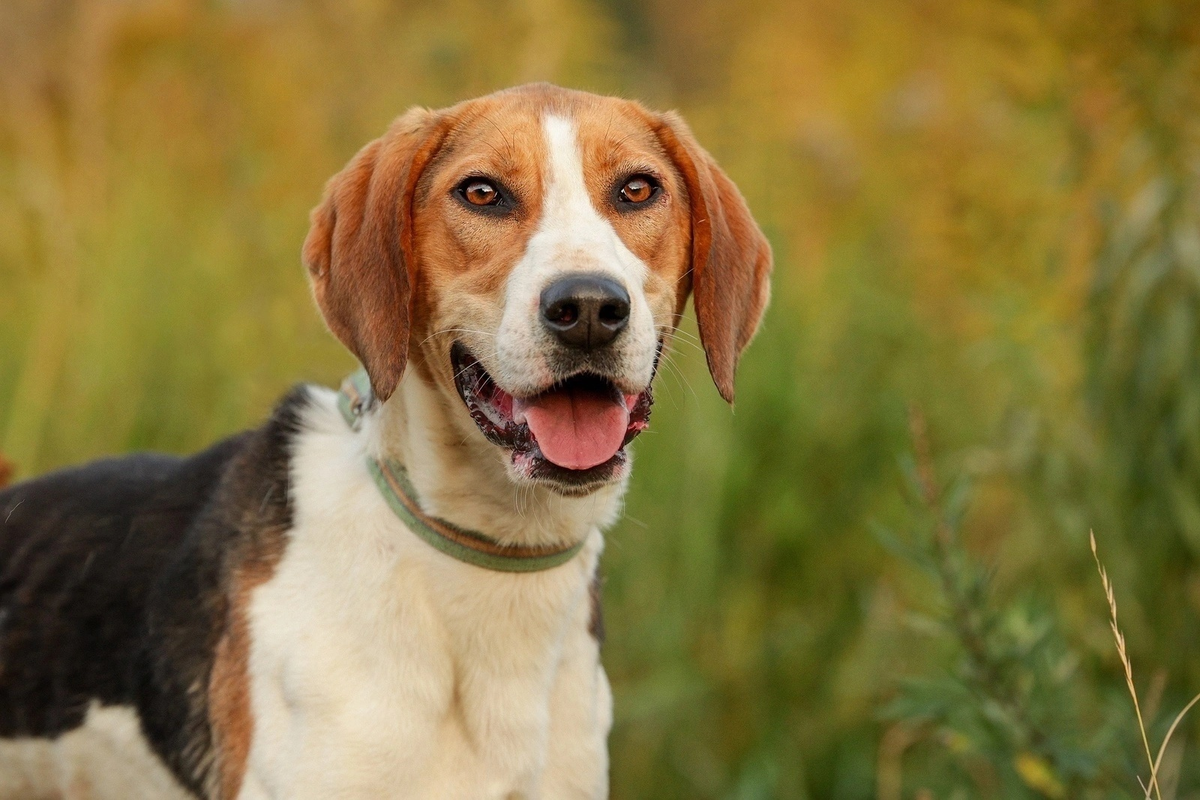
[3,0,1200,797]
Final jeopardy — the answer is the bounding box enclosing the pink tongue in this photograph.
[516,389,631,470]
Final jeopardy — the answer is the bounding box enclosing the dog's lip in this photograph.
[450,342,653,482]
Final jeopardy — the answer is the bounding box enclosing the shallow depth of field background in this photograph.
[3,1,1200,797]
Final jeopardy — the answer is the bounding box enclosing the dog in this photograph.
[0,83,771,799]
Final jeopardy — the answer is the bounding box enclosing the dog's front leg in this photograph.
[537,626,612,800]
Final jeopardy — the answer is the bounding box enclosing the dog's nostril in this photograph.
[539,274,631,351]
[546,301,579,326]
[598,300,629,324]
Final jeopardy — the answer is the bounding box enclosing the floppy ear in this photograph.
[653,113,772,403]
[303,107,448,401]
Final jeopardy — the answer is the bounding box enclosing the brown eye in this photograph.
[462,179,500,206]
[619,175,657,204]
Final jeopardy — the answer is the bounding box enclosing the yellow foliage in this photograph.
[1014,752,1067,798]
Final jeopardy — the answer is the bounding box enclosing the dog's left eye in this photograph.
[460,179,501,207]
[618,175,660,205]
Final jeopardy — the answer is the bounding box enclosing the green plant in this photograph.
[879,409,1132,798]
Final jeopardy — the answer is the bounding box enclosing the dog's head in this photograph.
[303,84,771,496]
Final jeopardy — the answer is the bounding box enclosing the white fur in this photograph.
[238,380,615,800]
[493,114,657,398]
[0,704,192,800]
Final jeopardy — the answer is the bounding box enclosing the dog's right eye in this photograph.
[459,179,502,207]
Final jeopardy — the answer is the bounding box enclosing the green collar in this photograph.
[337,370,586,573]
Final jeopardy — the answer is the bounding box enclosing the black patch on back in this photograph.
[0,387,311,795]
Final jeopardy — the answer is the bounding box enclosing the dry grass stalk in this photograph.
[1088,530,1161,800]
[1090,531,1200,800]
[1149,693,1200,799]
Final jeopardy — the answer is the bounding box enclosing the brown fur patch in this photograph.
[207,537,286,800]
[0,453,14,489]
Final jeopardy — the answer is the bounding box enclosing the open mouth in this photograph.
[451,342,653,490]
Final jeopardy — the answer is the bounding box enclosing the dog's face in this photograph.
[303,84,771,496]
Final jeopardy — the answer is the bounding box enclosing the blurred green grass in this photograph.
[3,0,1200,797]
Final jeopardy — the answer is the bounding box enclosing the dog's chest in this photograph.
[236,440,605,800]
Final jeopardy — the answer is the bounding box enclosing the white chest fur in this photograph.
[237,390,612,800]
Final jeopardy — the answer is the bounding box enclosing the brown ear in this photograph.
[303,108,449,401]
[654,113,772,403]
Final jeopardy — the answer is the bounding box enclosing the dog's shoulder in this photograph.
[135,385,317,796]
[0,385,317,797]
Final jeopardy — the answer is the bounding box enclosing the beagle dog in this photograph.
[0,84,770,799]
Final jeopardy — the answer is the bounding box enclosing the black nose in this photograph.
[540,274,631,351]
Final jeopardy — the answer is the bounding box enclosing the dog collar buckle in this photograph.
[337,369,374,431]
